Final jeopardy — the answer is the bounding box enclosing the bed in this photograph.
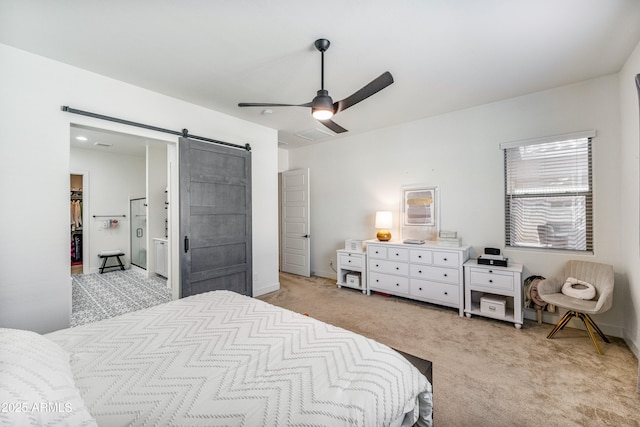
[1,290,433,426]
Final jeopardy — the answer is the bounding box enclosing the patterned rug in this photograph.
[71,270,171,327]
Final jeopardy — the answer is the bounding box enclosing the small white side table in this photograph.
[463,260,524,328]
[336,250,367,294]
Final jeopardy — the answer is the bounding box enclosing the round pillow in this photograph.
[561,277,596,300]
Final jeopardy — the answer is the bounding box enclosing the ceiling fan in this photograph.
[238,39,394,134]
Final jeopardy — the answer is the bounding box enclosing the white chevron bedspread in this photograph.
[47,290,433,427]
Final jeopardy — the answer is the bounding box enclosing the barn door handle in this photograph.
[184,236,189,253]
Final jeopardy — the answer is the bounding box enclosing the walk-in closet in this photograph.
[70,174,83,275]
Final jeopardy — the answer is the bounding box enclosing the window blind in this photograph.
[503,133,593,251]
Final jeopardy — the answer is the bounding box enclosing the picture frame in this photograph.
[400,184,439,241]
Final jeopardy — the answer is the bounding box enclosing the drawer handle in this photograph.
[396,267,399,270]
[419,287,423,291]
[444,273,448,277]
[418,270,422,273]
[489,279,493,283]
[489,270,493,273]
[396,283,400,287]
[443,257,448,261]
[348,260,351,263]
[376,279,379,282]
[418,255,422,258]
[444,291,448,295]
[376,264,379,267]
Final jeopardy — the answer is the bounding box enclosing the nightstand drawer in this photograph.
[410,279,459,305]
[368,245,388,259]
[433,251,459,268]
[369,259,409,276]
[339,253,363,268]
[469,268,514,291]
[410,249,433,265]
[411,265,459,284]
[370,272,409,294]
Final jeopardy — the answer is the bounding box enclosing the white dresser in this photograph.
[366,240,470,315]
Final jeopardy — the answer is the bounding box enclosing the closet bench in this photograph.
[98,251,125,274]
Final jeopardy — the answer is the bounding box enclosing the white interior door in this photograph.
[281,168,310,277]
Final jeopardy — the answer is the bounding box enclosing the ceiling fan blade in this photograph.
[238,102,312,108]
[333,71,394,114]
[319,119,348,134]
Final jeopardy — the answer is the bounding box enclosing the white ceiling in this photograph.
[70,124,164,157]
[2,0,640,150]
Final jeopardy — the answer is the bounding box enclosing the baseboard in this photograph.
[254,281,280,297]
[623,333,640,359]
[311,269,335,280]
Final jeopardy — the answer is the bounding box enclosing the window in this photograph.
[501,131,595,252]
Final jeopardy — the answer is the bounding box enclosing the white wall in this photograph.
[70,147,145,272]
[619,39,640,357]
[287,74,627,338]
[278,148,290,172]
[0,43,280,333]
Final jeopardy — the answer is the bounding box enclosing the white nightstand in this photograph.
[336,250,367,294]
[463,260,524,328]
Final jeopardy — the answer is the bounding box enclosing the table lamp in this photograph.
[375,211,392,241]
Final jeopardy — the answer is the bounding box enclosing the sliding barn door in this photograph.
[179,137,252,298]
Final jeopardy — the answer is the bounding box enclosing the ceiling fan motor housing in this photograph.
[311,89,334,119]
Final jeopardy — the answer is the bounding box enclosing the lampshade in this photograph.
[375,211,392,241]
[375,211,392,229]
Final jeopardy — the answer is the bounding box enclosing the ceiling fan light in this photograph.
[311,90,334,120]
[312,108,333,120]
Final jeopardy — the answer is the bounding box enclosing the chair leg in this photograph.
[577,312,603,355]
[547,310,575,339]
[549,311,609,355]
[583,313,611,343]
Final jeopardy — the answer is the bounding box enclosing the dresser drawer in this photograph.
[387,247,409,262]
[370,272,409,294]
[433,251,459,268]
[411,265,459,284]
[339,253,363,268]
[368,245,387,259]
[410,279,459,305]
[370,259,409,276]
[409,249,433,265]
[469,268,514,291]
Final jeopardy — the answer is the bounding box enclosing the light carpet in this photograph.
[71,270,170,327]
[259,272,640,427]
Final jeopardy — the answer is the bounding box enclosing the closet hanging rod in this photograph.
[93,215,126,218]
[61,106,251,151]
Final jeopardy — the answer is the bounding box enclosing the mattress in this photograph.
[45,290,433,426]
